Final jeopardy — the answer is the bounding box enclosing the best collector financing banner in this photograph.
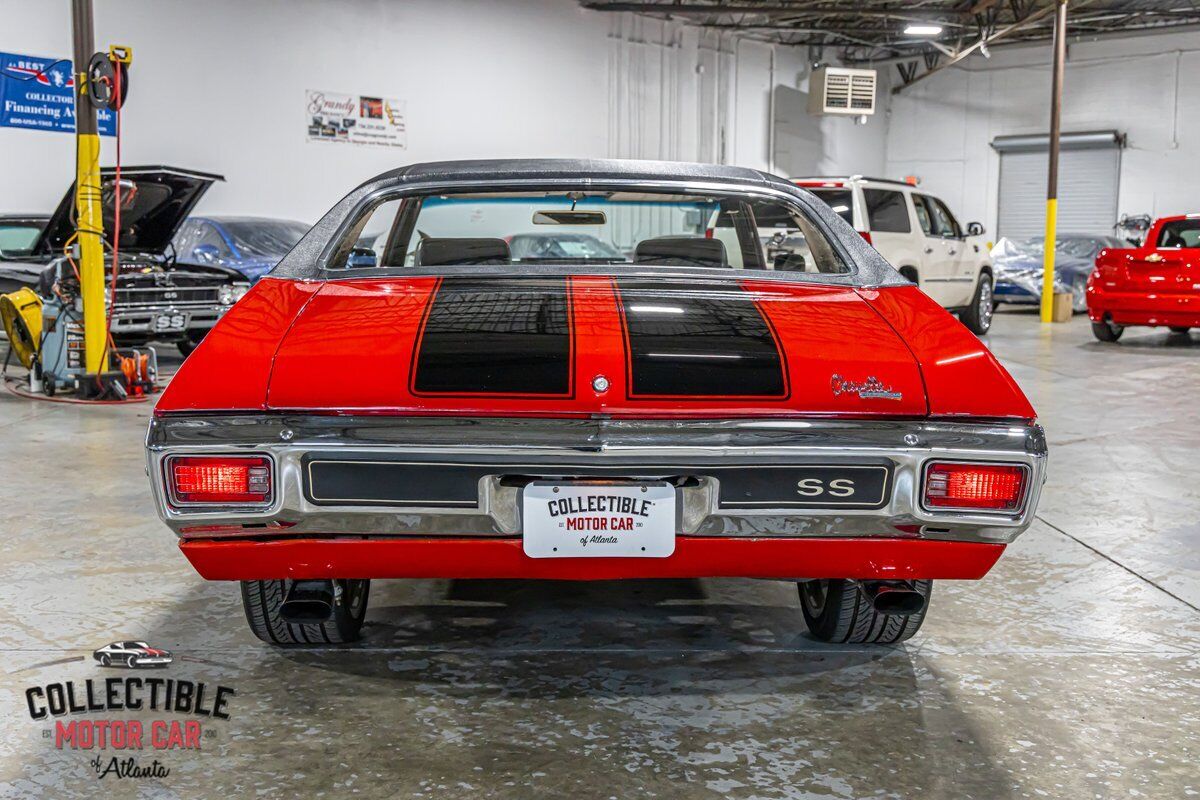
[0,51,115,135]
[306,89,406,148]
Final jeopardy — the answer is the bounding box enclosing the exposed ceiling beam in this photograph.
[892,1,1060,93]
[580,3,974,17]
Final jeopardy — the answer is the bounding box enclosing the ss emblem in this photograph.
[796,478,856,497]
[154,314,187,332]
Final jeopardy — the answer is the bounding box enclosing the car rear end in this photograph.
[145,161,1045,645]
[1089,215,1200,332]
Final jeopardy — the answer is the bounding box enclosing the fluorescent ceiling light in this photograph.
[904,24,943,35]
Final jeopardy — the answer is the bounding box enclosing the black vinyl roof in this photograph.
[368,158,791,192]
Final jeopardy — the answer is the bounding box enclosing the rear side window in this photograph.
[809,189,853,225]
[863,189,911,233]
[1157,219,1200,248]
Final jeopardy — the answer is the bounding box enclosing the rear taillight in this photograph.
[859,231,873,245]
[923,462,1027,512]
[167,455,272,506]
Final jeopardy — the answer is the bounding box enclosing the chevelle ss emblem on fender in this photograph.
[830,373,903,401]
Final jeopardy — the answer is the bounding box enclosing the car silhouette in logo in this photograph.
[93,641,173,669]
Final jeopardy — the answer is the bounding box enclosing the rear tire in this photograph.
[1091,318,1124,342]
[1169,326,1191,334]
[799,579,932,644]
[240,578,370,646]
[959,273,994,335]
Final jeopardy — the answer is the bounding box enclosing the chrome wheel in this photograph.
[339,579,369,617]
[800,580,829,617]
[978,277,994,329]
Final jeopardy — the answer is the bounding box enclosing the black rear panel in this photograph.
[303,454,891,510]
[410,277,574,396]
[615,278,788,398]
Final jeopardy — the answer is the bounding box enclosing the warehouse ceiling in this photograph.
[580,1,1200,90]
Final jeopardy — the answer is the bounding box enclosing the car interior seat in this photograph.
[415,238,511,266]
[634,236,728,268]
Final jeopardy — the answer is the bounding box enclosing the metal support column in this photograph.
[71,0,108,372]
[1041,0,1068,323]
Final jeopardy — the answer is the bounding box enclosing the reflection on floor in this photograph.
[1,309,1197,798]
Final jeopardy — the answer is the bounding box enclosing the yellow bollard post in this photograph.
[1040,198,1057,322]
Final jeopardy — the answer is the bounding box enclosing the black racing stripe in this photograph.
[410,277,574,396]
[616,278,788,398]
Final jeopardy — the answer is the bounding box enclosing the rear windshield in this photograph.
[809,189,853,226]
[1157,219,1200,248]
[329,190,849,275]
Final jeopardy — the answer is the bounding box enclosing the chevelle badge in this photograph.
[522,482,677,558]
[830,373,903,401]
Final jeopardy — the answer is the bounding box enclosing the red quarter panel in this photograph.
[858,285,1035,420]
[156,278,322,412]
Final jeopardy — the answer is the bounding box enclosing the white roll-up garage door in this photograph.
[994,131,1122,238]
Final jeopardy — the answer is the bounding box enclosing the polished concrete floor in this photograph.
[1,309,1198,799]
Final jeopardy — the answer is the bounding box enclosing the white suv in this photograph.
[795,176,994,334]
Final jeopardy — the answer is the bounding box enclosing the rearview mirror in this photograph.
[533,210,607,225]
[967,221,985,237]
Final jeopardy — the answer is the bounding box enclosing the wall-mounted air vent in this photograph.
[807,67,877,116]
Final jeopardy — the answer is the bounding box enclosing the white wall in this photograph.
[0,0,824,223]
[882,29,1200,233]
[1,0,612,220]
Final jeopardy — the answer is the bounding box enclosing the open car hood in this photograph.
[33,166,225,257]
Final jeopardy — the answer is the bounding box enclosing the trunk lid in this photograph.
[1120,249,1200,294]
[265,275,929,417]
[33,166,224,257]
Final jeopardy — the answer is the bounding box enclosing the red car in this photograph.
[146,160,1046,647]
[1088,214,1200,341]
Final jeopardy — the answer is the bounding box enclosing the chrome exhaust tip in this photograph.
[859,581,927,617]
[280,580,335,624]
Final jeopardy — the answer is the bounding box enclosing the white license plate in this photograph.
[522,481,676,558]
[153,312,189,333]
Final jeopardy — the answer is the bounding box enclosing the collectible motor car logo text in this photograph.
[18,643,237,781]
[545,493,654,540]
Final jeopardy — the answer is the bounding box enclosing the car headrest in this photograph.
[415,238,511,266]
[634,236,727,268]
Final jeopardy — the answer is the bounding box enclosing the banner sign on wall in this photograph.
[0,52,115,135]
[306,89,406,148]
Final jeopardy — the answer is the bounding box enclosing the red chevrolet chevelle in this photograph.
[147,160,1046,646]
[1088,213,1200,341]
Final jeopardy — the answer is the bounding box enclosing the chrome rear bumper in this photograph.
[146,415,1047,545]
